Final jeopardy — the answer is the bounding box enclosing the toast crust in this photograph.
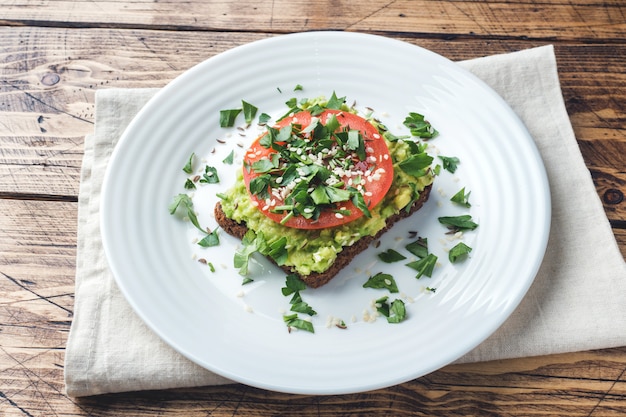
[214,183,432,288]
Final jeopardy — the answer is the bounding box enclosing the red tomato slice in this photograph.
[242,109,394,229]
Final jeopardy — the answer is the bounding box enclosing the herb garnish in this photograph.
[363,272,399,293]
[234,230,288,276]
[219,109,242,127]
[242,100,258,124]
[199,165,220,184]
[197,229,220,247]
[451,187,471,207]
[283,314,314,333]
[377,249,407,263]
[183,152,194,174]
[438,215,478,232]
[258,113,271,125]
[406,253,438,279]
[222,150,235,165]
[184,178,196,190]
[449,242,472,263]
[405,237,429,259]
[168,194,204,233]
[375,296,407,323]
[282,274,316,333]
[403,112,438,139]
[438,155,460,173]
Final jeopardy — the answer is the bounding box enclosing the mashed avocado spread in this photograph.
[219,131,435,277]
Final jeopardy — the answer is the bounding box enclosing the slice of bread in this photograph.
[214,183,433,288]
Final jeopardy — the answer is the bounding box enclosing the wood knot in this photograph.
[603,188,624,205]
[41,72,60,86]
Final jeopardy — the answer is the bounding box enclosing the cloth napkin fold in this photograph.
[64,44,626,397]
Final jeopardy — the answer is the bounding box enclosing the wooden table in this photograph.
[1,1,625,415]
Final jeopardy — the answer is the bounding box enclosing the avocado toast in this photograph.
[215,96,436,288]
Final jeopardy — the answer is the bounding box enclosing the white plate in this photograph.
[101,32,550,395]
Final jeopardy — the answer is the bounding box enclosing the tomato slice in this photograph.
[242,109,394,229]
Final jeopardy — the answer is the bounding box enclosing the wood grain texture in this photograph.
[0,0,625,415]
[1,0,625,40]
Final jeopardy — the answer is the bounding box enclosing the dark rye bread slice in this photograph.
[214,183,433,288]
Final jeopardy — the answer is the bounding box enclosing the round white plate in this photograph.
[101,32,550,394]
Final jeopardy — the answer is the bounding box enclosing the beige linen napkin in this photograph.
[64,45,626,397]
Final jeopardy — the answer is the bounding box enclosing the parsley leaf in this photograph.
[219,108,242,127]
[283,314,314,333]
[197,229,220,247]
[183,152,194,174]
[405,237,428,259]
[233,231,259,276]
[451,187,471,207]
[377,249,407,263]
[438,155,460,173]
[168,194,204,233]
[199,165,220,184]
[449,242,472,263]
[397,153,434,177]
[258,113,271,125]
[222,150,235,165]
[242,100,258,124]
[184,178,196,190]
[290,301,317,316]
[406,253,438,279]
[403,112,438,138]
[374,297,407,323]
[387,299,407,323]
[438,215,478,231]
[363,272,399,293]
[325,91,346,110]
[281,274,307,296]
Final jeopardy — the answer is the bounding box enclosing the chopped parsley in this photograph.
[449,242,472,263]
[183,152,194,174]
[406,253,438,279]
[363,272,399,293]
[258,113,271,125]
[199,165,220,184]
[283,313,314,333]
[234,230,288,276]
[403,112,438,139]
[282,274,316,333]
[451,187,471,207]
[405,236,428,259]
[242,100,258,124]
[438,155,460,173]
[168,194,204,233]
[197,229,220,247]
[222,150,235,165]
[438,215,478,232]
[375,296,407,323]
[184,178,196,190]
[377,249,407,263]
[219,108,242,127]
